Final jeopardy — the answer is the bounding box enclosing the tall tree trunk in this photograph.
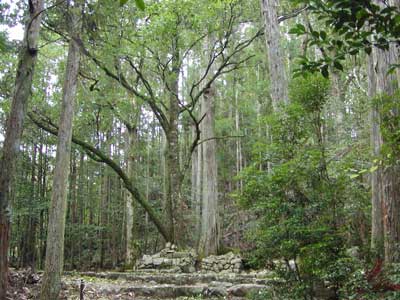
[378,52,400,263]
[260,0,288,108]
[164,36,181,243]
[234,78,243,192]
[368,53,384,257]
[124,110,141,265]
[165,119,179,244]
[99,131,111,269]
[198,84,220,256]
[144,125,154,252]
[40,3,81,298]
[125,126,136,265]
[69,150,78,269]
[21,143,38,268]
[77,152,85,268]
[191,125,202,245]
[0,0,43,297]
[371,0,400,263]
[100,154,110,268]
[330,71,345,143]
[376,47,400,263]
[38,138,49,270]
[37,134,44,268]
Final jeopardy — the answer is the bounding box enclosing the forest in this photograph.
[0,0,399,299]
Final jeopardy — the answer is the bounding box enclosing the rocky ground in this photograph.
[7,269,269,300]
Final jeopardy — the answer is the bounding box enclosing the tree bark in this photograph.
[234,77,243,192]
[21,144,38,268]
[164,36,181,244]
[371,0,400,263]
[330,71,345,142]
[125,124,139,265]
[38,136,49,270]
[40,3,81,298]
[69,150,78,269]
[377,47,400,264]
[198,85,220,256]
[100,137,110,268]
[77,152,85,268]
[260,0,289,108]
[191,125,202,245]
[0,0,43,298]
[368,53,384,257]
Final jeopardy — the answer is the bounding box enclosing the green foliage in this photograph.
[120,0,145,10]
[377,91,400,162]
[240,74,368,298]
[289,74,329,113]
[0,32,9,52]
[0,0,383,290]
[290,0,400,76]
[339,262,400,299]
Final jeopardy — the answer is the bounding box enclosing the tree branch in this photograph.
[26,0,67,50]
[74,37,169,132]
[278,6,309,23]
[28,111,171,242]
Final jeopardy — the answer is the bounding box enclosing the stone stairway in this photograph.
[63,271,269,299]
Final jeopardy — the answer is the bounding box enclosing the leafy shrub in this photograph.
[240,74,369,299]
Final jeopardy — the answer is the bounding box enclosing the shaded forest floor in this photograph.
[8,269,268,300]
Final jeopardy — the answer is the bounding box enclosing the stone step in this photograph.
[66,281,266,299]
[65,271,269,286]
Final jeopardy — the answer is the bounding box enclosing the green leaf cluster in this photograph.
[290,0,400,76]
[120,0,145,10]
[239,74,368,298]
